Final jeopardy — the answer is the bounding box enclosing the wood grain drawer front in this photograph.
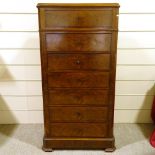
[48,72,109,88]
[43,9,113,29]
[50,123,107,138]
[46,33,111,52]
[48,54,110,71]
[48,89,109,106]
[49,107,108,122]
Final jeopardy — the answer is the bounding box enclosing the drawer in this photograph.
[46,33,111,52]
[48,53,110,71]
[49,106,108,122]
[49,123,107,138]
[48,72,109,88]
[43,9,113,29]
[48,89,109,106]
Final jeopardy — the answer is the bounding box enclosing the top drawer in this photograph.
[40,9,113,29]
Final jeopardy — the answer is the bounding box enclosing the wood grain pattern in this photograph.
[49,106,108,122]
[46,33,112,52]
[43,137,114,150]
[48,72,109,88]
[43,10,113,29]
[49,123,107,138]
[48,53,110,71]
[48,89,109,106]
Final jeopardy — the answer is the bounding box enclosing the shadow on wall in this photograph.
[0,32,42,147]
[0,57,14,80]
[0,56,18,146]
[0,96,18,146]
[0,33,40,121]
[136,84,155,138]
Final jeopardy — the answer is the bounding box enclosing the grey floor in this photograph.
[0,124,155,155]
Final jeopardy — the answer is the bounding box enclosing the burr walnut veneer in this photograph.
[37,3,119,152]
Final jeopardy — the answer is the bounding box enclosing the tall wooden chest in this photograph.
[37,3,119,152]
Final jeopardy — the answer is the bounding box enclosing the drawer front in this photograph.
[48,89,109,105]
[50,123,107,138]
[48,54,110,71]
[46,33,111,52]
[49,107,108,122]
[48,72,109,88]
[43,9,113,29]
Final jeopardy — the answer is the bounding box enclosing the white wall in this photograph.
[0,0,154,123]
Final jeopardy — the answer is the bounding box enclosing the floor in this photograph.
[0,124,155,155]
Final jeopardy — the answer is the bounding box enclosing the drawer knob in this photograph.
[76,112,81,116]
[76,112,83,120]
[76,60,80,64]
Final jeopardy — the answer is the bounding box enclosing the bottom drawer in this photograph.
[49,123,107,138]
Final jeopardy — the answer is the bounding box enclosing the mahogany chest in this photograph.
[37,3,119,152]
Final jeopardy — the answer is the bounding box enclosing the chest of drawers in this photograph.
[37,3,119,152]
